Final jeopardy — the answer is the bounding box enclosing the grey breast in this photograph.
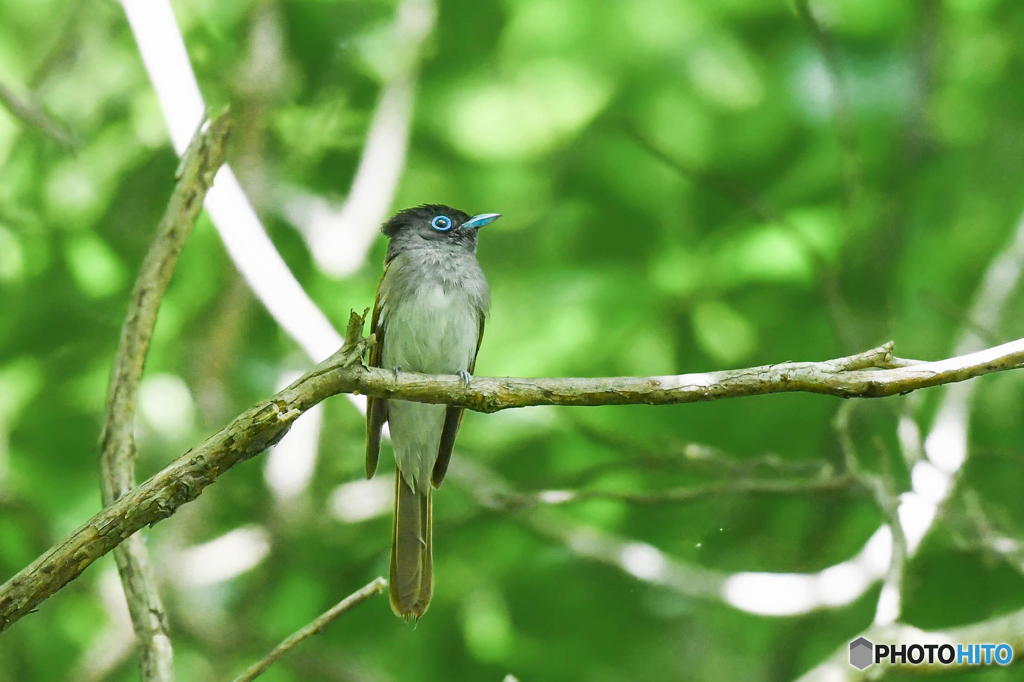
[378,245,489,492]
[379,245,489,375]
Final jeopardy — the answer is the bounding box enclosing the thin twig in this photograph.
[625,125,790,229]
[449,459,730,598]
[97,109,232,682]
[834,404,908,626]
[901,0,941,165]
[794,0,864,216]
[624,124,860,350]
[919,290,1004,347]
[233,578,386,682]
[871,434,909,626]
[0,79,74,147]
[953,491,1024,578]
[29,0,91,88]
[563,418,837,486]
[517,473,857,508]
[2,334,1024,630]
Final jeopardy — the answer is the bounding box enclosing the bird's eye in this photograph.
[430,215,452,231]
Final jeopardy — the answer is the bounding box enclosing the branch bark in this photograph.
[96,110,232,681]
[347,338,1019,412]
[1,331,1023,632]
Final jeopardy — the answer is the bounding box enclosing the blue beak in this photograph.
[461,213,501,230]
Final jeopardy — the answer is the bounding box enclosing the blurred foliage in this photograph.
[1,0,1024,680]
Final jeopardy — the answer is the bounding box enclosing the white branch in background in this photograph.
[204,175,342,360]
[121,0,341,362]
[863,208,1024,630]
[724,528,893,616]
[287,0,436,277]
[919,206,1024,479]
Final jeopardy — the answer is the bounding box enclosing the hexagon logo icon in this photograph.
[849,637,874,670]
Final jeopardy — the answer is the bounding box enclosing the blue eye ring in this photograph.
[430,215,453,231]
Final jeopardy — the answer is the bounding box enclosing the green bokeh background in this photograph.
[1,0,1023,680]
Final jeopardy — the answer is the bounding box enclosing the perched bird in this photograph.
[365,204,500,620]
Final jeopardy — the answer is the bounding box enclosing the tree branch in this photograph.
[834,404,909,627]
[1,333,1023,631]
[561,418,844,487]
[515,473,856,508]
[624,124,861,350]
[232,577,386,682]
[0,78,74,147]
[794,0,864,214]
[347,338,1018,411]
[447,458,730,598]
[952,491,1024,578]
[97,110,232,681]
[0,312,369,633]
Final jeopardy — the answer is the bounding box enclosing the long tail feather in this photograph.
[389,470,433,620]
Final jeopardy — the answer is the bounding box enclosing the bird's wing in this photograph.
[365,262,390,479]
[431,314,485,487]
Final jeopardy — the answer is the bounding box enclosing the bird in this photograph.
[365,204,500,620]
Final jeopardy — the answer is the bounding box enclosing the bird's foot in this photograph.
[457,370,473,387]
[391,366,402,380]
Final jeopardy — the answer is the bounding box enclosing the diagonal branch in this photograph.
[232,577,386,682]
[794,0,864,214]
[0,312,371,634]
[0,78,75,147]
[98,110,232,682]
[1,332,1023,631]
[625,124,861,350]
[517,473,857,508]
[834,404,909,627]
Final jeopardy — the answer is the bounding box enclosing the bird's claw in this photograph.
[457,370,472,387]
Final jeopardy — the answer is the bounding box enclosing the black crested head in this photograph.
[383,204,470,239]
[382,204,501,254]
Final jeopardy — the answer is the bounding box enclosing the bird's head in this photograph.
[382,204,501,254]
